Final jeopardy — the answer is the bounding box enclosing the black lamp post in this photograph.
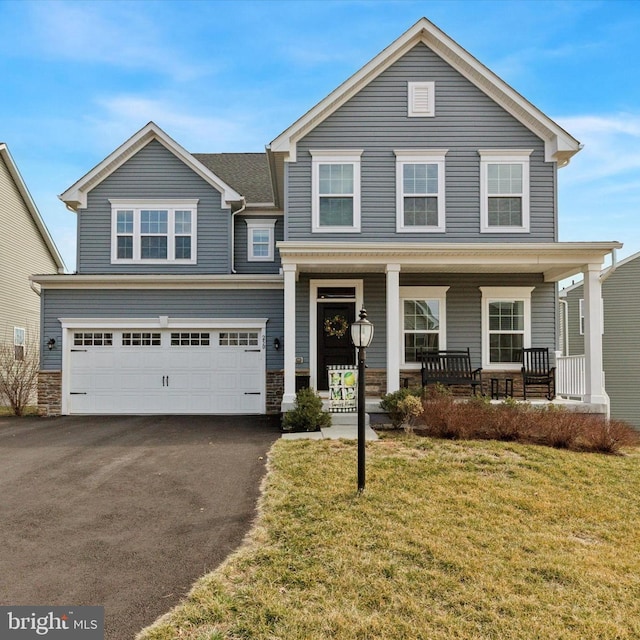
[350,308,374,493]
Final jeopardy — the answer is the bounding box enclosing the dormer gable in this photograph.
[60,122,244,211]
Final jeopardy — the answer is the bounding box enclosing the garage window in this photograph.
[122,332,161,346]
[74,332,113,346]
[219,332,259,346]
[171,332,211,346]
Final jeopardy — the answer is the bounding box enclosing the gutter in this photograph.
[230,199,247,274]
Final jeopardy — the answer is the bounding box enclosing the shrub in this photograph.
[411,387,639,455]
[380,387,423,427]
[281,387,331,432]
[0,339,39,416]
[396,395,424,432]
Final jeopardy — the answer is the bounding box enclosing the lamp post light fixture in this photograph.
[350,307,374,493]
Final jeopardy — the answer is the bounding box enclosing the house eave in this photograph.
[276,241,622,282]
[30,273,284,290]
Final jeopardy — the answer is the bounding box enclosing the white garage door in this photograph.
[67,328,265,414]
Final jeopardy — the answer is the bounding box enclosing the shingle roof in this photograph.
[193,153,273,205]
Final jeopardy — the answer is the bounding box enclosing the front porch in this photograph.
[278,241,621,415]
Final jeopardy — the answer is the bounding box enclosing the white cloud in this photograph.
[24,1,210,81]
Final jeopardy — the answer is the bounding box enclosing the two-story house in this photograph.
[0,143,64,365]
[33,18,620,417]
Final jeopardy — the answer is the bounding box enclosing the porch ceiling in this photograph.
[277,241,622,282]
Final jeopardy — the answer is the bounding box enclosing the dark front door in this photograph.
[317,302,356,390]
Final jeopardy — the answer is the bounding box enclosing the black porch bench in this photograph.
[421,348,483,395]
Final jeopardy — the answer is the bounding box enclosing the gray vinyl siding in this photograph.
[234,216,284,274]
[287,43,554,242]
[295,273,553,372]
[77,140,231,274]
[602,257,640,427]
[41,288,284,370]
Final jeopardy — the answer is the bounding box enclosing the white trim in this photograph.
[245,218,276,262]
[282,264,297,406]
[309,279,363,390]
[399,286,449,369]
[408,81,435,117]
[578,297,603,335]
[479,150,532,234]
[59,317,268,330]
[310,150,362,233]
[269,18,581,165]
[110,201,198,265]
[480,286,534,371]
[60,122,242,211]
[32,274,283,290]
[386,264,401,393]
[395,150,447,233]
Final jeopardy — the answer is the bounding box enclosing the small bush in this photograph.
[380,387,423,427]
[281,387,331,433]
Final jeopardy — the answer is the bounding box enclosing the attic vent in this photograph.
[408,81,435,117]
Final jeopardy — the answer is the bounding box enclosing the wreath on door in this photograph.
[324,314,349,338]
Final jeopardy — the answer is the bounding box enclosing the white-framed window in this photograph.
[14,327,25,361]
[408,81,435,117]
[171,332,210,346]
[122,332,161,346]
[479,150,532,233]
[395,150,447,232]
[310,150,362,233]
[73,332,113,346]
[110,199,198,264]
[219,331,259,346]
[245,219,276,262]
[578,298,604,335]
[480,287,534,370]
[400,286,449,367]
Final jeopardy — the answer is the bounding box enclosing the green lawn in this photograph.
[138,434,640,640]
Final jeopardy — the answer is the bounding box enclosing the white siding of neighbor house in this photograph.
[0,153,60,353]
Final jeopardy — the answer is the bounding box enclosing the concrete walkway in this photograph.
[282,413,379,441]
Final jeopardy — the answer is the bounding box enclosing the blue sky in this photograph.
[1,0,639,274]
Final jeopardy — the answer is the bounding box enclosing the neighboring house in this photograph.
[0,143,65,366]
[33,18,620,417]
[560,252,640,427]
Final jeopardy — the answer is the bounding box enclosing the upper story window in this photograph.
[407,82,435,117]
[110,199,198,264]
[245,219,276,262]
[395,150,447,233]
[480,286,534,370]
[479,150,532,233]
[310,150,362,233]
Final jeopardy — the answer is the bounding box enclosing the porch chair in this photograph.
[521,347,555,400]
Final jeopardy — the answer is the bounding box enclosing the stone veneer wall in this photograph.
[38,370,62,416]
[266,370,284,414]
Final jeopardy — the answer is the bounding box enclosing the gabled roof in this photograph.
[0,143,65,272]
[269,17,581,165]
[60,122,244,211]
[193,153,274,205]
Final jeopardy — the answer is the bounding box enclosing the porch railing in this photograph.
[555,352,586,399]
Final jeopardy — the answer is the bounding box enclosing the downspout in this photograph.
[230,198,247,274]
[600,247,618,283]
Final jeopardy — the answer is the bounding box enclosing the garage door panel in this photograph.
[67,327,265,415]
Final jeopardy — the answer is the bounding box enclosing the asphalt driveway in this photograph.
[0,415,281,639]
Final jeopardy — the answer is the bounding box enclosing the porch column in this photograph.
[583,263,606,405]
[282,263,297,409]
[386,263,401,394]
